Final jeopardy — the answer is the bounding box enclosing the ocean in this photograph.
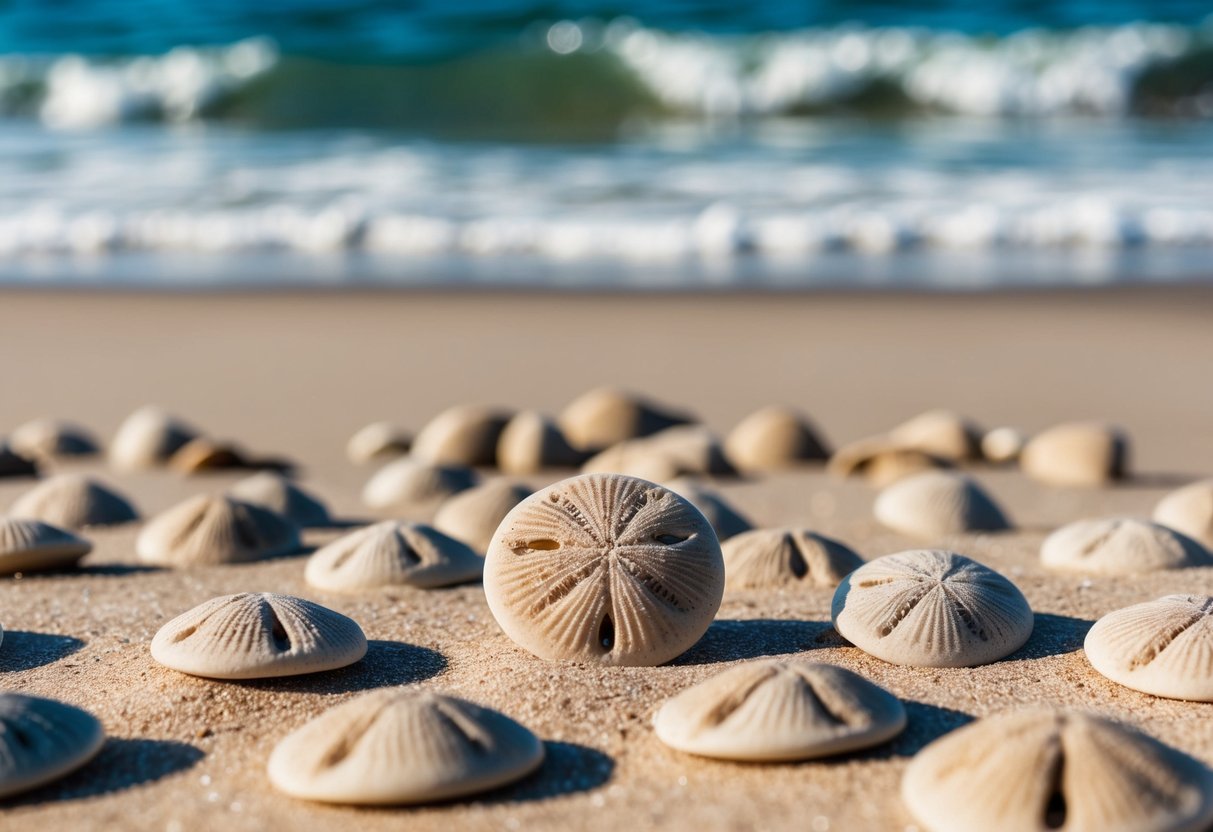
[1,0,1211,289]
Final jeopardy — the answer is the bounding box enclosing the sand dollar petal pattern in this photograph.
[228,472,331,528]
[136,495,301,567]
[1154,480,1213,549]
[831,550,1033,667]
[484,473,724,666]
[901,709,1213,832]
[0,693,106,799]
[9,474,138,529]
[874,471,1011,539]
[306,520,482,591]
[0,517,92,574]
[723,528,863,590]
[1040,517,1212,575]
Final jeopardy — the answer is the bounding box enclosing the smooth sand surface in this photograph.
[2,287,1213,831]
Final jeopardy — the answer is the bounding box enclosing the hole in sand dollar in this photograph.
[1044,751,1067,829]
[525,539,561,551]
[170,626,197,644]
[651,532,690,545]
[598,615,615,650]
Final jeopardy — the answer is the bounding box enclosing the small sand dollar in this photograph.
[831,550,1033,668]
[1086,595,1213,701]
[874,471,1010,539]
[723,528,863,590]
[0,693,105,799]
[0,518,92,574]
[306,520,482,591]
[9,474,138,530]
[346,421,410,464]
[902,709,1213,832]
[267,688,543,805]
[411,405,512,467]
[723,406,830,472]
[109,406,200,470]
[496,411,585,474]
[136,495,301,567]
[888,410,982,462]
[558,387,694,451]
[484,473,724,666]
[0,444,38,478]
[828,436,949,488]
[169,437,250,472]
[9,419,99,459]
[228,472,331,528]
[1154,479,1213,549]
[151,592,367,679]
[666,478,753,542]
[1020,421,1129,487]
[432,480,531,554]
[1040,517,1211,576]
[361,457,477,514]
[583,426,733,479]
[981,426,1026,464]
[654,660,905,761]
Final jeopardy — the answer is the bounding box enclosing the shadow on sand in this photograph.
[0,631,85,672]
[673,618,834,666]
[7,738,204,806]
[243,640,447,695]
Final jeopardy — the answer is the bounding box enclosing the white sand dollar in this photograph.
[723,406,830,472]
[902,709,1213,832]
[1085,595,1213,701]
[667,478,752,542]
[9,474,138,529]
[411,405,511,467]
[346,421,410,464]
[654,660,905,761]
[109,406,200,470]
[136,495,301,567]
[306,520,482,591]
[151,592,367,679]
[723,528,863,590]
[267,688,543,805]
[432,480,531,554]
[9,419,99,459]
[1020,421,1129,487]
[0,693,105,799]
[831,550,1033,667]
[1154,480,1213,549]
[361,457,477,513]
[874,471,1010,539]
[0,518,92,574]
[981,426,1026,463]
[496,411,585,474]
[828,436,948,488]
[228,472,331,528]
[558,387,693,451]
[888,409,982,462]
[1041,517,1212,575]
[484,473,724,666]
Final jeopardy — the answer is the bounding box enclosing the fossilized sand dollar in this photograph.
[722,528,863,590]
[0,693,105,799]
[484,473,724,666]
[1040,517,1212,575]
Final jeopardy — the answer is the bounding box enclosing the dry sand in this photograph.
[2,286,1213,831]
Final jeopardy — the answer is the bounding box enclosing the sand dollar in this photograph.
[558,387,694,451]
[411,405,512,467]
[874,471,1010,539]
[1154,480,1213,549]
[346,421,410,464]
[136,494,301,567]
[228,472,331,528]
[1020,421,1129,487]
[496,411,585,474]
[723,528,863,590]
[0,693,105,799]
[432,480,531,554]
[9,419,99,459]
[666,478,752,542]
[361,457,477,514]
[828,436,950,488]
[1040,517,1212,575]
[109,406,200,470]
[306,520,482,591]
[723,406,830,472]
[0,517,92,574]
[981,426,1026,464]
[888,410,982,462]
[9,474,138,530]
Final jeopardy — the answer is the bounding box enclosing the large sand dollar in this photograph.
[484,473,724,666]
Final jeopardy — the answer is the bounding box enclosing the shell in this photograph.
[267,688,543,805]
[558,387,694,452]
[496,411,585,474]
[0,518,92,574]
[432,480,532,554]
[228,472,331,528]
[136,495,301,567]
[8,474,139,529]
[666,478,752,542]
[169,437,249,473]
[0,443,39,478]
[361,457,477,514]
[723,406,830,472]
[723,528,863,590]
[874,471,1011,539]
[831,549,1033,667]
[583,426,733,479]
[484,473,725,666]
[653,660,905,762]
[346,421,411,464]
[901,709,1213,832]
[151,592,368,679]
[981,426,1026,464]
[109,406,200,470]
[306,521,483,591]
[888,410,982,462]
[410,405,512,467]
[8,419,99,459]
[828,436,949,488]
[1154,479,1213,549]
[1020,421,1129,487]
[0,693,105,799]
[1040,517,1212,576]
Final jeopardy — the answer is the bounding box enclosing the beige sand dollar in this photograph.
[723,406,830,472]
[267,688,544,805]
[0,693,105,799]
[346,421,411,464]
[410,405,512,467]
[874,471,1010,539]
[306,520,482,591]
[9,474,138,529]
[832,549,1033,667]
[9,418,99,459]
[1085,595,1213,701]
[888,410,982,462]
[828,436,949,488]
[0,517,92,574]
[496,411,585,474]
[432,480,531,554]
[981,426,1026,463]
[228,472,331,528]
[902,709,1213,832]
[484,473,725,666]
[151,592,367,679]
[109,406,200,470]
[1040,517,1212,575]
[169,437,250,472]
[136,495,301,567]
[654,659,905,761]
[723,528,862,590]
[361,457,477,514]
[558,387,694,451]
[1020,420,1129,487]
[583,425,733,479]
[1154,479,1213,549]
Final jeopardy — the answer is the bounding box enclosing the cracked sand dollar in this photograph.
[432,480,531,554]
[0,693,105,799]
[151,592,367,679]
[723,528,863,590]
[484,473,725,666]
[902,709,1213,832]
[874,471,1011,539]
[0,517,92,574]
[558,387,694,452]
[653,659,905,761]
[666,478,752,542]
[723,406,830,472]
[136,495,301,567]
[828,436,950,488]
[109,406,200,470]
[888,410,982,462]
[1020,421,1129,487]
[831,550,1033,667]
[9,418,99,459]
[306,520,482,591]
[496,411,585,474]
[267,688,543,805]
[411,405,512,467]
[346,421,411,464]
[9,474,138,529]
[361,457,477,514]
[1154,480,1213,549]
[1085,595,1213,701]
[228,472,331,528]
[1040,517,1212,576]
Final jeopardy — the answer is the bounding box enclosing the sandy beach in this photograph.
[3,286,1213,831]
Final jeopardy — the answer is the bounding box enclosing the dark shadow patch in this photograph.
[75,563,164,577]
[1006,613,1094,661]
[478,741,614,804]
[0,631,85,672]
[672,618,833,666]
[5,738,204,805]
[856,701,975,761]
[243,641,447,694]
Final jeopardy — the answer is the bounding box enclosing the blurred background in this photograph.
[1,0,1211,289]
